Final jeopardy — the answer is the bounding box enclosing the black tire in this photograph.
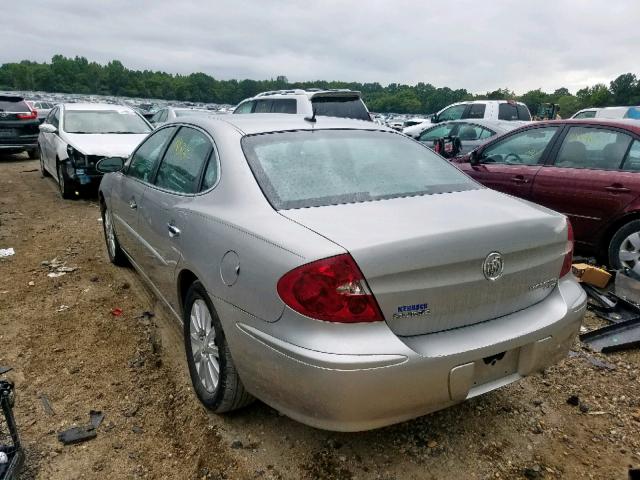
[609,220,640,272]
[101,204,128,267]
[27,148,38,160]
[56,162,75,199]
[183,281,253,413]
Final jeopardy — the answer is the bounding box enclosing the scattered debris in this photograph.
[42,257,79,278]
[0,248,15,258]
[55,305,70,313]
[615,269,640,304]
[567,395,580,406]
[573,263,611,288]
[580,318,640,353]
[57,410,104,446]
[47,272,66,278]
[57,426,97,446]
[0,368,24,477]
[111,308,123,317]
[137,311,155,320]
[630,468,640,480]
[39,395,55,416]
[27,281,34,287]
[20,169,38,173]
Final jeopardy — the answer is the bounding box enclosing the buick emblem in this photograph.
[483,252,504,281]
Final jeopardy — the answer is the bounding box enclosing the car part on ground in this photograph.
[98,114,585,431]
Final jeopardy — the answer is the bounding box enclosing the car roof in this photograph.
[182,113,390,136]
[62,103,136,112]
[515,118,640,135]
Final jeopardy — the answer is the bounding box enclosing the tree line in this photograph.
[1,55,639,117]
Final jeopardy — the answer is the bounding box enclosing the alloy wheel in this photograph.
[104,209,116,259]
[189,299,220,393]
[618,232,640,275]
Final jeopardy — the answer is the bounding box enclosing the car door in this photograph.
[435,104,468,123]
[459,125,561,199]
[111,126,177,262]
[531,125,639,246]
[417,123,459,145]
[135,125,214,306]
[40,107,60,172]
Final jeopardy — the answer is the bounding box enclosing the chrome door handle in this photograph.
[511,175,528,184]
[129,199,137,209]
[605,185,630,193]
[167,224,181,237]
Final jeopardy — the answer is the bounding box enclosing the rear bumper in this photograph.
[220,276,586,431]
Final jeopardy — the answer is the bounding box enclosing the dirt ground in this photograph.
[0,153,639,480]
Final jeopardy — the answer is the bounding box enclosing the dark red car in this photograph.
[453,119,640,272]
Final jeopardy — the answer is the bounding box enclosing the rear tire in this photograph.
[57,162,75,199]
[183,281,253,413]
[101,205,128,266]
[608,220,640,274]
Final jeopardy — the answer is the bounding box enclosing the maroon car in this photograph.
[453,119,640,272]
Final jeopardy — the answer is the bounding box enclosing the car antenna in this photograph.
[304,106,317,124]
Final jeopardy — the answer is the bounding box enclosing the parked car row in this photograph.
[0,95,40,158]
[453,119,640,274]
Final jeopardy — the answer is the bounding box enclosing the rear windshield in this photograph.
[311,96,370,121]
[0,99,30,113]
[63,110,152,134]
[242,129,478,210]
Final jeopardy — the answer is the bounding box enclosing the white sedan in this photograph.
[38,103,152,198]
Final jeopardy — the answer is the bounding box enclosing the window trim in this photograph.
[548,124,636,171]
[147,124,221,197]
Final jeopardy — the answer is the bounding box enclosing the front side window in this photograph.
[555,126,632,170]
[438,104,466,121]
[456,124,485,141]
[483,126,559,165]
[63,110,151,134]
[47,108,59,128]
[498,103,519,120]
[127,126,176,182]
[234,101,254,114]
[155,127,212,194]
[242,130,478,210]
[465,104,486,119]
[253,100,272,113]
[419,123,456,142]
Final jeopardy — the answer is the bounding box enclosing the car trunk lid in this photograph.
[280,189,568,336]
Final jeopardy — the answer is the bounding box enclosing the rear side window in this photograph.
[457,124,486,141]
[201,149,220,190]
[483,126,559,165]
[498,103,518,120]
[555,126,632,170]
[0,99,30,113]
[242,130,478,210]
[311,96,370,121]
[127,126,176,182]
[271,99,297,114]
[254,100,272,113]
[622,141,640,171]
[465,104,486,119]
[155,127,212,194]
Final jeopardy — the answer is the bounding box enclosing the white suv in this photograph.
[403,100,531,138]
[233,89,371,121]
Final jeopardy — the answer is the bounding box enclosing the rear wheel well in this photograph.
[600,212,640,260]
[177,269,198,315]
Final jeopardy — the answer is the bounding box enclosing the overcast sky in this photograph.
[2,0,638,94]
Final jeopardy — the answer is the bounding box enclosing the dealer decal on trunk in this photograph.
[393,303,430,319]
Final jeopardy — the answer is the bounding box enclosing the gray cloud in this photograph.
[1,0,639,94]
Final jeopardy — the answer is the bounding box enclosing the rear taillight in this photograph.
[560,219,574,277]
[277,254,384,323]
[16,111,37,120]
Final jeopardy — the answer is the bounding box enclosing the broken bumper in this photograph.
[221,276,586,432]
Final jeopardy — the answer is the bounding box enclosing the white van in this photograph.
[571,106,640,120]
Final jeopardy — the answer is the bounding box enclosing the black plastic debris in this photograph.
[0,368,23,480]
[57,410,104,446]
[580,318,640,353]
[629,467,640,480]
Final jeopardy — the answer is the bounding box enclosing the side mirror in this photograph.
[430,114,439,123]
[96,157,125,173]
[469,150,481,166]
[39,123,57,134]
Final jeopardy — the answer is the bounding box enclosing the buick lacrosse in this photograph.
[97,114,586,431]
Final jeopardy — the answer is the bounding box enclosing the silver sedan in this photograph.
[97,114,586,431]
